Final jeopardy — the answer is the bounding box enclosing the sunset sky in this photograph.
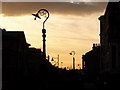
[0,1,108,69]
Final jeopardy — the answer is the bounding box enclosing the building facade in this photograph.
[2,29,57,90]
[99,2,120,73]
[82,44,100,76]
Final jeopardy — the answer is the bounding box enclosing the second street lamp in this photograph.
[69,51,75,70]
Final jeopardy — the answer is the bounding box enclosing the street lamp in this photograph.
[32,9,49,59]
[69,51,75,70]
[51,54,60,68]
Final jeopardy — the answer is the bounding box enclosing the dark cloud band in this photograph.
[2,0,118,2]
[2,2,107,16]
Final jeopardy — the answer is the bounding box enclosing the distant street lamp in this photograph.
[69,51,75,70]
[51,54,60,68]
[32,9,49,59]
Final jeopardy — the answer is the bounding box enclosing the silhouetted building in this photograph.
[82,44,100,76]
[2,29,31,90]
[99,2,120,73]
[2,29,58,90]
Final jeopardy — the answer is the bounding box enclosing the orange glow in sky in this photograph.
[0,2,107,69]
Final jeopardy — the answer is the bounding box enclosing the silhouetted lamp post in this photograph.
[32,9,49,59]
[69,51,75,70]
[51,54,60,68]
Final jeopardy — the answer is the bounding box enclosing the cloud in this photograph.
[2,2,107,16]
[2,0,110,2]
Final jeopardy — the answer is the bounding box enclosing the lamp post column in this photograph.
[73,56,75,70]
[42,29,46,59]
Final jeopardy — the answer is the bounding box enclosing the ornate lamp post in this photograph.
[32,9,49,59]
[69,51,75,70]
